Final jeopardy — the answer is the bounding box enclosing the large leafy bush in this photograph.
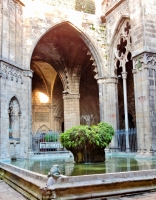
[60,122,114,151]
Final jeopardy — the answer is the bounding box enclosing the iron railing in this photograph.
[115,128,137,152]
[32,131,64,154]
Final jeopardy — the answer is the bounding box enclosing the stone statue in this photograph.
[46,164,66,187]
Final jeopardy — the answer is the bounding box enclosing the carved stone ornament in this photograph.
[114,20,132,70]
[1,62,23,83]
[133,53,156,71]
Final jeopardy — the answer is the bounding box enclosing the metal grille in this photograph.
[116,128,137,152]
[32,131,64,154]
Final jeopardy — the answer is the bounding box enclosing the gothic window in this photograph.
[114,20,132,69]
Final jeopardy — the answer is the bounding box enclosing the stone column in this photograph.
[98,77,118,151]
[133,53,156,156]
[121,72,130,152]
[23,70,33,158]
[63,93,80,131]
[0,65,3,159]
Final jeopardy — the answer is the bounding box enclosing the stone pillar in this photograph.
[63,93,80,131]
[133,53,156,156]
[23,70,33,158]
[121,72,130,152]
[0,64,4,159]
[98,77,118,151]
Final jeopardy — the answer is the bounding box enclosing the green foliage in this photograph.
[75,0,95,14]
[44,133,58,142]
[60,122,114,150]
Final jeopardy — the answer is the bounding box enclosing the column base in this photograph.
[136,149,154,157]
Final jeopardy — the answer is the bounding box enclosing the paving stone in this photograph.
[0,181,27,200]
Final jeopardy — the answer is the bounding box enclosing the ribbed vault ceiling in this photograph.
[31,23,94,92]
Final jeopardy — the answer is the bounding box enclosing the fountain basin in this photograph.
[1,160,156,200]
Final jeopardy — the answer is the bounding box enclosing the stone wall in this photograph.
[0,0,32,159]
[32,0,95,14]
[101,0,156,154]
[1,0,23,65]
[0,61,32,159]
[22,1,105,73]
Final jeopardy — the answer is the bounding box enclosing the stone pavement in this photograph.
[1,179,156,200]
[0,180,27,200]
[107,191,156,200]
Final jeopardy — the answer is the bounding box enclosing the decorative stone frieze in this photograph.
[1,62,24,83]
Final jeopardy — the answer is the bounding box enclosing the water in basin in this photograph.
[5,153,156,176]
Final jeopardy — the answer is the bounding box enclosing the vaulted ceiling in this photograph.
[31,22,99,123]
[31,22,94,94]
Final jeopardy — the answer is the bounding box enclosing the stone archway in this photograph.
[31,22,100,132]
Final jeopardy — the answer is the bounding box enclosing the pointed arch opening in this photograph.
[31,22,100,134]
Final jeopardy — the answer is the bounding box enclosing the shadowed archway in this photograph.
[31,22,100,132]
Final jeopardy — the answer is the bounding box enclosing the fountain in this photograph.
[1,153,156,199]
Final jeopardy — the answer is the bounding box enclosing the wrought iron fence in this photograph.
[32,131,65,154]
[115,128,137,152]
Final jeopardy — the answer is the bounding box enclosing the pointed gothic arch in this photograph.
[108,16,130,75]
[31,21,100,132]
[29,21,103,77]
[108,17,136,151]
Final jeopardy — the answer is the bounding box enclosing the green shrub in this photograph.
[44,133,58,142]
[60,122,114,150]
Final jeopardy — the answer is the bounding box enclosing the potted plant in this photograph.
[60,122,114,163]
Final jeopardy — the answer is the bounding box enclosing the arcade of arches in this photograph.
[0,0,156,159]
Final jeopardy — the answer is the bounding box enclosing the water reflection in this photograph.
[7,155,156,176]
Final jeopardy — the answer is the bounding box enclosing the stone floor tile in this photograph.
[17,197,28,200]
[0,193,15,198]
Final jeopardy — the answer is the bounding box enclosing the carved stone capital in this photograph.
[63,94,80,100]
[132,69,137,74]
[121,72,127,79]
[97,76,118,84]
